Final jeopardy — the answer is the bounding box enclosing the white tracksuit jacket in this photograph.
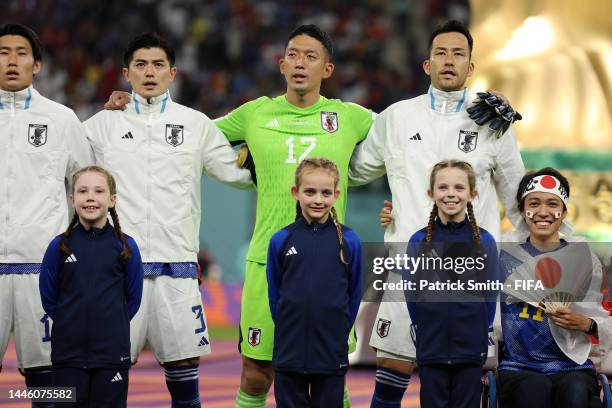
[0,86,93,264]
[85,91,252,263]
[349,86,525,242]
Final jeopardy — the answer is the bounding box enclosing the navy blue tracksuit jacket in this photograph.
[405,217,499,366]
[267,216,362,375]
[39,222,143,370]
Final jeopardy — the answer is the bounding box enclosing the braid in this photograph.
[425,204,437,243]
[423,203,438,257]
[330,207,348,265]
[466,202,483,256]
[110,207,132,264]
[59,213,79,256]
[295,201,303,221]
[466,203,481,245]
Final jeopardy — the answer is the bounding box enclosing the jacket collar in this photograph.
[76,220,112,236]
[522,237,568,256]
[427,85,469,113]
[0,85,35,111]
[434,214,469,231]
[297,215,335,231]
[131,90,171,115]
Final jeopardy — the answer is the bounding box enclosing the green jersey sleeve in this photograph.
[214,97,266,143]
[345,102,375,143]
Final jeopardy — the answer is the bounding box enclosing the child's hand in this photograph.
[546,307,591,332]
[379,200,393,228]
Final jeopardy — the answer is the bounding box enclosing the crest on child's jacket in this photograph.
[320,111,338,133]
[248,327,261,346]
[28,124,48,147]
[165,124,184,147]
[458,130,478,153]
[376,318,391,338]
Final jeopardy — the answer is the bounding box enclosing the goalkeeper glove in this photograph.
[237,144,257,185]
[466,92,522,138]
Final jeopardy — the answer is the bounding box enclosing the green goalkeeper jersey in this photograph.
[215,95,373,263]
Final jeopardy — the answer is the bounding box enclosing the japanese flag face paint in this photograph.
[526,209,563,219]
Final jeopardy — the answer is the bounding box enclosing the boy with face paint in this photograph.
[497,168,612,408]
[0,23,93,407]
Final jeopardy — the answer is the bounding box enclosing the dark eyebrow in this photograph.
[0,45,28,50]
[434,46,467,52]
[133,58,166,64]
[287,47,319,54]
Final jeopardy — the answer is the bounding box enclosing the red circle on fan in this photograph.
[535,257,562,288]
[540,176,557,189]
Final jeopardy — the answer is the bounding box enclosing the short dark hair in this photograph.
[123,32,175,67]
[0,23,43,62]
[428,20,473,57]
[285,24,333,60]
[516,167,571,211]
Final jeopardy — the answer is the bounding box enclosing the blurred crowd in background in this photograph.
[4,0,469,120]
[4,0,472,281]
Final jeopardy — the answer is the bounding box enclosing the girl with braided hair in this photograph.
[39,166,143,407]
[267,158,363,407]
[404,160,499,408]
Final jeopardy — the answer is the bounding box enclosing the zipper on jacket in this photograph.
[5,94,16,258]
[83,229,97,369]
[146,113,153,260]
[304,225,318,373]
[447,302,451,364]
[9,93,15,117]
[4,119,12,258]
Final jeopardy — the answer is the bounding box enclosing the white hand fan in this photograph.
[503,244,593,312]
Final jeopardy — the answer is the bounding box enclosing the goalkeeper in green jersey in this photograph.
[215,26,373,408]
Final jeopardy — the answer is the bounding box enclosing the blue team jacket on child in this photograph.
[39,222,143,370]
[405,216,498,366]
[267,216,362,375]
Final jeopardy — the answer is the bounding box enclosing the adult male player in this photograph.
[85,33,252,407]
[349,20,525,407]
[0,23,93,407]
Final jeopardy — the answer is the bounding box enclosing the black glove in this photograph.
[466,92,522,137]
[237,144,257,185]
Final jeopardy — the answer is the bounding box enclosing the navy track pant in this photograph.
[53,367,128,407]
